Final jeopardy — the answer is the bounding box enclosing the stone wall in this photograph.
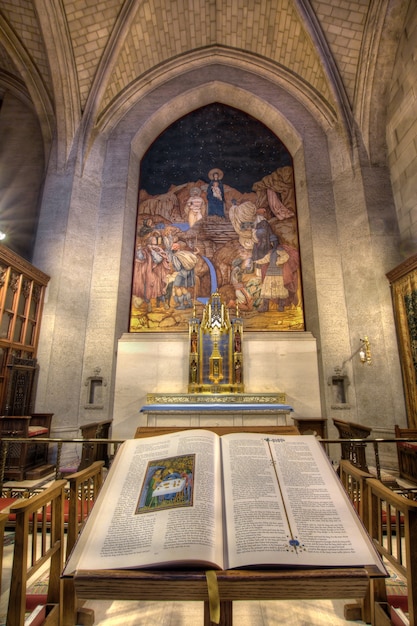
[32,58,407,440]
[387,1,417,251]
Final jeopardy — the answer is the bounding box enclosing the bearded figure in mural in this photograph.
[133,235,171,312]
[169,242,199,309]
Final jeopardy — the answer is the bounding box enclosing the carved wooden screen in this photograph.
[0,245,49,414]
[3,356,38,415]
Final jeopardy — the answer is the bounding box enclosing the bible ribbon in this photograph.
[205,570,220,624]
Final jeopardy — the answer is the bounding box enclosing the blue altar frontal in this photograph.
[140,393,293,427]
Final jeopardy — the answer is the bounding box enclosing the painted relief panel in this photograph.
[130,104,304,332]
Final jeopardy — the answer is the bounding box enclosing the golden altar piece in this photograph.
[188,292,244,394]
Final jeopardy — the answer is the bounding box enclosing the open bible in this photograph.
[63,429,385,574]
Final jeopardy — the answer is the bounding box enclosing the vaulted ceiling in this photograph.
[0,0,409,164]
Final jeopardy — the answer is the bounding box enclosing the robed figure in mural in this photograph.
[185,187,206,227]
[207,168,225,217]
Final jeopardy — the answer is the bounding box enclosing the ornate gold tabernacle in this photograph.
[188,292,244,393]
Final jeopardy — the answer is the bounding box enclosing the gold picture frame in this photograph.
[387,254,417,428]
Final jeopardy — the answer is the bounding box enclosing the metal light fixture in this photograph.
[330,336,372,406]
[336,335,372,373]
[359,336,371,365]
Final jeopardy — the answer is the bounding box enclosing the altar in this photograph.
[139,295,292,426]
[111,291,322,441]
[140,392,293,427]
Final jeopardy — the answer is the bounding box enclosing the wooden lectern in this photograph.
[63,426,385,626]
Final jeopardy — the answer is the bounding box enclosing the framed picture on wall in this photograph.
[129,103,305,333]
[387,254,417,428]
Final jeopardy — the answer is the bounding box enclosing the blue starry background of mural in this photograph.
[130,103,304,332]
[140,104,292,194]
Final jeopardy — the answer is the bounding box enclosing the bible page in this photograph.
[221,433,385,572]
[64,429,224,573]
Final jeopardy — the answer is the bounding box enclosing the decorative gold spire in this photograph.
[202,292,230,333]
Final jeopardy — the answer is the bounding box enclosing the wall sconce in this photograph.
[0,231,6,241]
[359,336,371,365]
[338,335,372,371]
[329,336,372,407]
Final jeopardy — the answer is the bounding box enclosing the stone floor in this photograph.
[82,597,368,625]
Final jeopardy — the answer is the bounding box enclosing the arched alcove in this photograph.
[130,101,304,332]
[117,72,328,338]
[98,67,332,438]
[42,56,398,439]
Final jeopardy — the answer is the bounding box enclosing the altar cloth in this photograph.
[141,403,293,413]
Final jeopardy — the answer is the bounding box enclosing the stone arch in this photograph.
[131,81,303,162]
[97,46,339,140]
[104,75,330,334]
[0,13,54,158]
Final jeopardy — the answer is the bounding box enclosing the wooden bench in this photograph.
[338,460,375,622]
[333,418,372,472]
[339,459,373,529]
[57,420,112,477]
[78,420,112,470]
[395,425,417,487]
[0,414,54,480]
[6,479,66,626]
[291,416,327,438]
[62,461,105,626]
[367,477,417,625]
[1,462,105,625]
[65,461,105,559]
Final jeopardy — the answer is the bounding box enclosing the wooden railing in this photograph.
[1,433,417,625]
[340,458,417,625]
[322,436,417,483]
[0,437,124,493]
[1,434,417,492]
